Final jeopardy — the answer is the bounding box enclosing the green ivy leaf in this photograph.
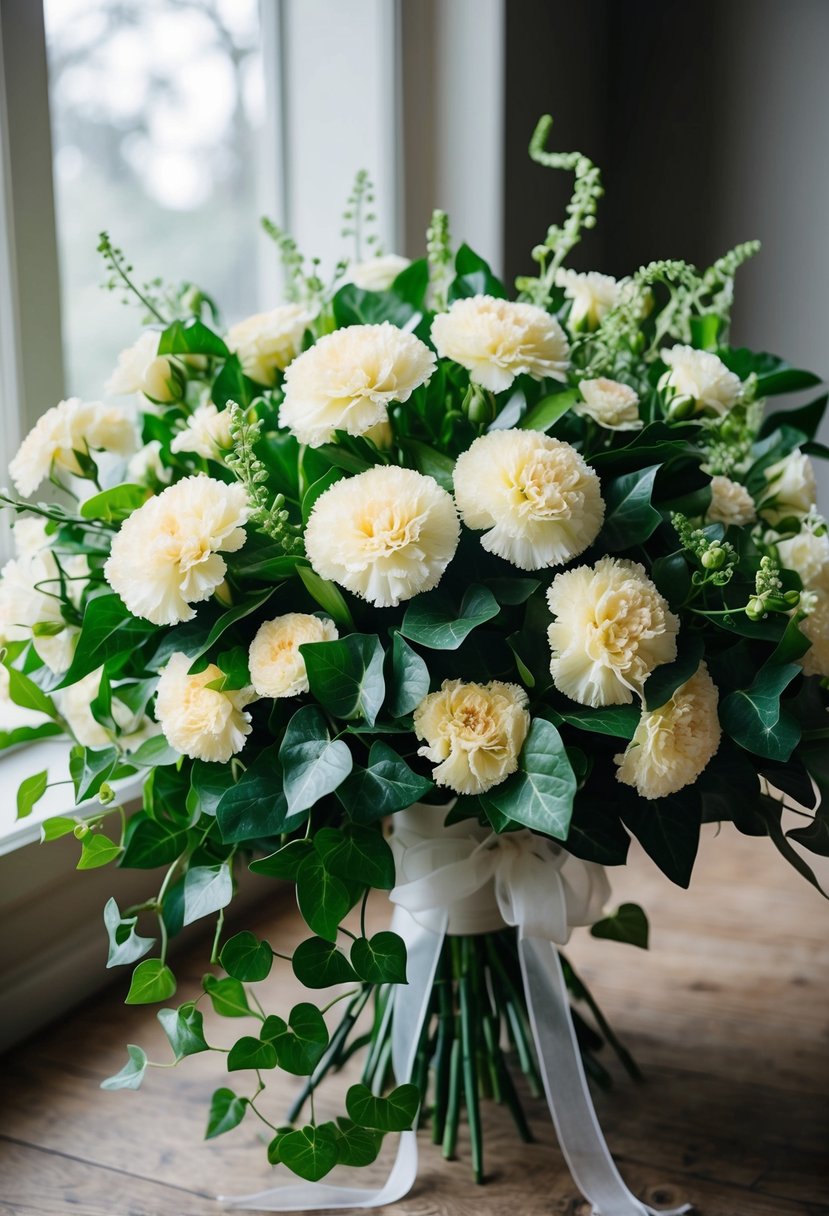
[336,740,434,822]
[205,1087,248,1139]
[720,662,802,762]
[621,792,701,888]
[69,744,119,803]
[387,633,430,718]
[295,852,352,941]
[249,838,314,880]
[314,825,396,890]
[264,1003,329,1076]
[58,594,156,687]
[644,633,705,711]
[332,1118,382,1167]
[227,1035,278,1072]
[6,667,58,718]
[203,974,252,1018]
[345,1082,420,1132]
[220,931,273,982]
[125,958,177,1005]
[301,634,386,725]
[40,815,78,842]
[16,769,48,820]
[277,1124,339,1182]
[400,584,500,650]
[551,705,640,739]
[350,931,407,984]
[291,937,359,988]
[280,705,353,817]
[182,864,233,928]
[157,1004,209,1059]
[77,833,122,870]
[188,761,235,818]
[590,903,650,949]
[216,746,296,843]
[487,718,576,840]
[103,897,155,968]
[601,464,662,550]
[100,1045,147,1091]
[120,815,187,869]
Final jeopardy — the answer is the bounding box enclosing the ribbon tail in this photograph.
[519,934,691,1216]
[219,906,447,1211]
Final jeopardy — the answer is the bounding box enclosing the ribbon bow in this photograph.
[221,805,689,1215]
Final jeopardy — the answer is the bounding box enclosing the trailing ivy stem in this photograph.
[158,909,169,965]
[210,907,225,965]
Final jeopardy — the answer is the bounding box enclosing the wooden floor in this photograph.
[1,825,828,1216]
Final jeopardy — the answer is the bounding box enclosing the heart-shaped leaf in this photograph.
[296,852,352,941]
[301,634,386,725]
[590,903,650,949]
[265,1003,329,1076]
[227,1035,278,1072]
[291,937,359,988]
[103,897,155,969]
[220,931,273,982]
[100,1045,147,1091]
[345,1082,420,1132]
[487,718,576,840]
[400,584,500,650]
[125,958,176,1005]
[280,705,353,816]
[314,825,396,889]
[157,1004,209,1059]
[205,1088,248,1139]
[183,864,233,927]
[350,932,407,984]
[337,741,434,822]
[203,974,252,1018]
[277,1124,339,1182]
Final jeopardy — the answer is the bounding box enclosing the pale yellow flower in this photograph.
[0,521,88,674]
[170,403,233,460]
[155,652,255,763]
[706,475,756,527]
[759,450,818,523]
[453,429,604,570]
[431,295,569,392]
[547,557,679,706]
[9,398,136,497]
[56,669,156,750]
[128,440,172,487]
[104,475,249,626]
[575,378,642,430]
[555,270,621,330]
[346,254,410,292]
[248,613,338,698]
[280,322,435,447]
[802,589,829,677]
[616,664,721,799]
[414,678,530,795]
[106,331,178,402]
[304,465,459,608]
[659,345,741,416]
[777,524,829,592]
[226,304,314,385]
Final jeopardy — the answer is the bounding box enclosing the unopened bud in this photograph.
[667,394,695,421]
[745,596,766,621]
[98,783,115,805]
[701,547,725,571]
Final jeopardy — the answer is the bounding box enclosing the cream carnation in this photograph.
[453,429,604,570]
[10,398,135,497]
[615,664,721,799]
[346,254,410,292]
[56,669,155,750]
[155,652,255,763]
[170,403,233,459]
[106,331,178,402]
[104,475,250,626]
[414,678,530,795]
[547,557,679,707]
[249,613,338,698]
[575,378,642,430]
[431,295,569,393]
[760,450,818,523]
[555,270,621,330]
[304,465,459,608]
[777,524,829,592]
[0,524,88,674]
[280,322,435,447]
[802,589,829,678]
[226,305,315,385]
[660,345,741,416]
[706,475,756,527]
[128,440,171,486]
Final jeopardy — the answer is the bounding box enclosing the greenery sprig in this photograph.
[225,403,304,553]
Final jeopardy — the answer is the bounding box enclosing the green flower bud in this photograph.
[73,822,90,840]
[745,597,766,621]
[666,394,695,421]
[701,547,725,570]
[783,589,802,607]
[98,783,115,806]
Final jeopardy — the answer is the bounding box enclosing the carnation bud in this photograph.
[666,394,695,421]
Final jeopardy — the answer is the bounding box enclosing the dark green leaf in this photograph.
[590,903,649,949]
[120,816,186,869]
[314,824,395,889]
[332,1118,382,1167]
[184,586,275,666]
[351,931,407,983]
[552,705,639,739]
[277,1124,338,1182]
[601,465,662,550]
[301,468,347,524]
[212,353,258,408]
[183,864,233,927]
[125,958,177,1005]
[485,577,541,606]
[280,705,353,817]
[301,633,386,725]
[100,1045,147,1091]
[205,1087,248,1139]
[220,931,273,982]
[621,794,701,888]
[488,718,576,839]
[296,565,354,631]
[387,633,430,718]
[644,633,705,711]
[345,1082,419,1132]
[249,838,314,880]
[291,937,359,988]
[58,595,156,687]
[203,974,252,1018]
[227,1035,278,1072]
[720,663,801,762]
[332,283,422,329]
[564,803,631,865]
[157,1004,209,1059]
[188,761,235,818]
[216,746,295,843]
[267,1003,329,1075]
[448,243,507,301]
[337,740,433,822]
[400,584,500,650]
[295,852,352,941]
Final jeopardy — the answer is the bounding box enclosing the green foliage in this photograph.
[351,932,407,984]
[345,1082,420,1132]
[486,718,576,840]
[205,1088,248,1139]
[219,932,273,982]
[301,633,386,725]
[100,1045,148,1092]
[262,1004,329,1075]
[157,1004,210,1059]
[280,706,353,818]
[125,958,177,1005]
[401,584,500,650]
[590,904,650,949]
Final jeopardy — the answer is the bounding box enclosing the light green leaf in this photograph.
[80,484,147,523]
[40,815,78,842]
[16,769,48,820]
[103,897,155,968]
[203,974,252,1018]
[100,1045,147,1091]
[518,388,579,432]
[400,584,500,650]
[157,1004,210,1059]
[301,633,386,725]
[125,958,177,1005]
[7,667,58,719]
[69,744,118,803]
[183,864,234,927]
[77,833,122,869]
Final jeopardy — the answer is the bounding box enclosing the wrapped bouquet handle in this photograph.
[221,807,689,1214]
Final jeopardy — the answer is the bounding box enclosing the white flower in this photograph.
[431,295,569,392]
[555,269,621,330]
[170,403,233,460]
[414,678,530,795]
[280,322,435,447]
[659,345,742,416]
[802,588,829,678]
[346,254,410,292]
[155,652,255,763]
[9,398,136,497]
[777,523,829,592]
[104,475,250,626]
[575,378,642,430]
[547,557,679,707]
[304,465,460,608]
[759,449,818,523]
[226,305,314,385]
[128,440,172,487]
[56,668,156,750]
[0,523,88,674]
[615,664,721,799]
[453,429,604,571]
[248,613,338,698]
[106,331,178,402]
[706,475,756,527]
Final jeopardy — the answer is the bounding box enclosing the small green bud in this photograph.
[745,597,765,621]
[720,415,743,443]
[98,783,115,806]
[667,394,695,421]
[73,822,90,840]
[701,547,725,570]
[783,589,802,607]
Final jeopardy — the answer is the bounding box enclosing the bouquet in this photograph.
[3,115,827,1212]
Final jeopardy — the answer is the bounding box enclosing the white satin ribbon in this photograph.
[220,806,689,1214]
